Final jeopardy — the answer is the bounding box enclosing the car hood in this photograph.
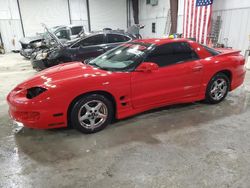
[17,62,108,89]
[19,35,44,44]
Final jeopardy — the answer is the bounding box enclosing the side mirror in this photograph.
[135,62,159,72]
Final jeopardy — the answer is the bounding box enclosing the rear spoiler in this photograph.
[216,48,246,65]
[215,48,241,56]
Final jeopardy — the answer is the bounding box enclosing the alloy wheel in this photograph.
[78,100,108,129]
[210,78,228,101]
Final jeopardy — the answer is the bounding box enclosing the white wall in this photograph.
[89,0,127,31]
[177,0,184,33]
[177,0,250,53]
[213,0,250,11]
[0,0,89,52]
[139,0,170,38]
[0,0,129,52]
[0,0,23,52]
[213,7,250,53]
[212,0,250,53]
[19,0,71,36]
[0,0,20,19]
[69,0,89,31]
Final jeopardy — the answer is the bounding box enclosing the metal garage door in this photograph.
[19,0,70,36]
[89,0,127,31]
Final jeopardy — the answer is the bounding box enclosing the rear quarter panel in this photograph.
[199,53,245,97]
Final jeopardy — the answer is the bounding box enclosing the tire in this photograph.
[70,94,114,134]
[205,72,230,104]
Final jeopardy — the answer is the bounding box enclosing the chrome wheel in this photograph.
[78,100,108,129]
[210,78,228,101]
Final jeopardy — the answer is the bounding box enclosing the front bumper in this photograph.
[7,89,67,129]
[20,48,33,59]
[31,59,47,71]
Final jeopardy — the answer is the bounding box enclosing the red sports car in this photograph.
[7,38,246,133]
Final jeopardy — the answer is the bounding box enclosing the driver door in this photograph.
[131,63,188,109]
[131,42,202,109]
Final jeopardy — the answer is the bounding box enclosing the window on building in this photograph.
[152,22,156,33]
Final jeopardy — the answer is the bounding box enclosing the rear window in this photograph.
[79,34,105,47]
[107,34,131,43]
[71,26,83,35]
[201,45,221,56]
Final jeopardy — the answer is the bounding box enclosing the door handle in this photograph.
[192,66,203,72]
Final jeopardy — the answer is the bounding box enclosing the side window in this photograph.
[107,34,130,43]
[79,34,105,47]
[55,29,70,39]
[71,26,83,35]
[146,42,199,67]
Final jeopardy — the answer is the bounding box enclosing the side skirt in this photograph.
[116,95,205,120]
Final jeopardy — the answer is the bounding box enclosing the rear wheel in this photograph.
[205,73,230,104]
[70,94,114,133]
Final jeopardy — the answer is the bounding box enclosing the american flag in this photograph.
[183,0,213,45]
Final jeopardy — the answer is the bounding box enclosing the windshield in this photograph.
[42,25,63,47]
[43,26,58,39]
[89,42,154,71]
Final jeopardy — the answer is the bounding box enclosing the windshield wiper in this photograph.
[97,67,113,71]
[89,62,101,68]
[83,59,90,64]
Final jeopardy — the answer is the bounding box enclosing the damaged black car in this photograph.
[31,27,136,71]
[20,25,84,59]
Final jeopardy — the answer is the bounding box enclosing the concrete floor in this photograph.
[1,53,250,188]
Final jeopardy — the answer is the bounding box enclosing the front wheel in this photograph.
[205,73,230,104]
[70,94,114,133]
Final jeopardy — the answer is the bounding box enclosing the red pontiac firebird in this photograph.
[7,38,246,133]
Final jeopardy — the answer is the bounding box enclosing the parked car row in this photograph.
[19,24,142,71]
[31,29,136,70]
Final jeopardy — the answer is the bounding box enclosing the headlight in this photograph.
[36,52,48,60]
[26,87,47,99]
[32,41,42,48]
